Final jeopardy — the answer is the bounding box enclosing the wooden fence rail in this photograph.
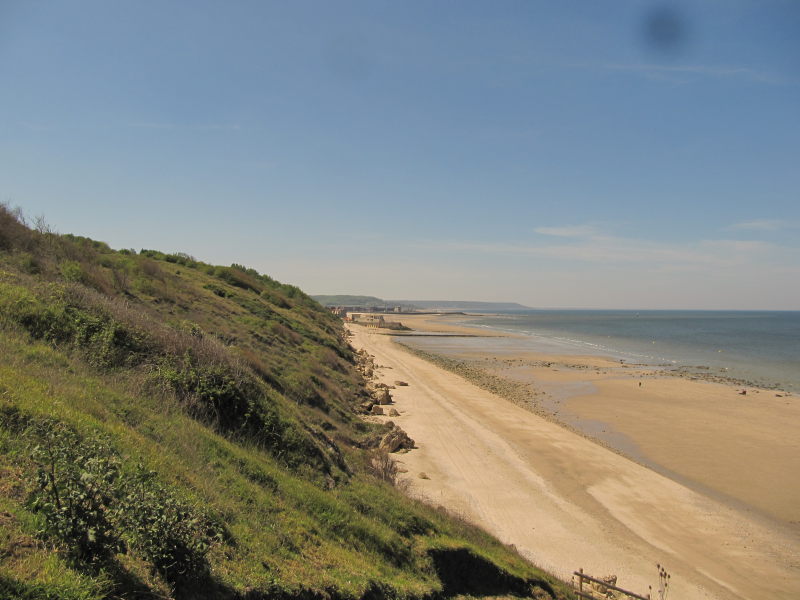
[573,569,650,600]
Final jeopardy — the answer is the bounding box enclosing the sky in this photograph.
[1,0,799,309]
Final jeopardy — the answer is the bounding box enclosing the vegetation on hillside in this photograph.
[0,204,572,600]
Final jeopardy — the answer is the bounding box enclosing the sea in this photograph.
[399,310,800,393]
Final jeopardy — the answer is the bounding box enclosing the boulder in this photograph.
[359,401,374,413]
[387,408,400,417]
[379,427,414,453]
[590,575,617,597]
[370,405,384,416]
[376,388,393,405]
[394,380,409,386]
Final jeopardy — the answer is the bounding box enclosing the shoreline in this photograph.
[346,316,800,600]
[392,316,799,528]
[416,311,797,393]
[394,340,797,535]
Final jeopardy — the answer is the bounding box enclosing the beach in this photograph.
[347,314,800,600]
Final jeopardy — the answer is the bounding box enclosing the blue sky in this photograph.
[1,1,798,309]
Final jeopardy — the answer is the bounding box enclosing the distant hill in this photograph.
[313,295,532,312]
[312,294,387,307]
[391,300,533,311]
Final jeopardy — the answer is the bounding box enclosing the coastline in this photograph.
[395,333,800,528]
[347,315,800,600]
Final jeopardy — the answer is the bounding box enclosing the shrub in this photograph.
[367,449,399,485]
[260,289,290,309]
[0,283,71,341]
[11,417,220,585]
[152,354,258,430]
[70,310,148,369]
[0,203,36,252]
[117,466,220,585]
[215,267,262,294]
[14,252,41,274]
[27,423,123,565]
[110,266,130,293]
[137,257,164,281]
[59,261,85,284]
[203,283,231,298]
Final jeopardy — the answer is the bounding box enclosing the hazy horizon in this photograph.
[2,1,798,310]
[311,294,800,312]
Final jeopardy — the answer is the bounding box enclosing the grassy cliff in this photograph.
[0,205,572,600]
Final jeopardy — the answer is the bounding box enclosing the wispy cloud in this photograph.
[728,219,787,232]
[533,224,598,238]
[416,229,796,273]
[127,122,242,131]
[602,63,786,85]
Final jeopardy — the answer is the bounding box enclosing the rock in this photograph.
[379,427,414,453]
[387,408,400,417]
[394,380,409,386]
[590,574,617,596]
[418,472,429,479]
[376,388,393,405]
[370,405,384,415]
[359,401,374,413]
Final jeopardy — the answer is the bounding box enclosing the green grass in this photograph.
[0,204,574,600]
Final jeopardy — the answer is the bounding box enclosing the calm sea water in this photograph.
[415,311,800,393]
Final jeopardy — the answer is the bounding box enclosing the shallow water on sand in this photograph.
[417,310,799,393]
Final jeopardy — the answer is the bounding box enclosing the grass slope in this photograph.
[0,205,573,600]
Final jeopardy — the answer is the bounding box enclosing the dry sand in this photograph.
[347,318,800,600]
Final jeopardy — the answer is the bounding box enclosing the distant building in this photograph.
[350,313,408,330]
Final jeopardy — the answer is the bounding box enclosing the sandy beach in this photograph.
[347,315,800,600]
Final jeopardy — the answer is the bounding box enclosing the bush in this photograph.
[367,449,399,485]
[70,310,147,369]
[14,252,41,274]
[117,466,219,584]
[59,261,85,284]
[27,423,123,565]
[0,203,36,252]
[0,283,71,341]
[12,417,220,585]
[152,354,258,430]
[215,267,262,294]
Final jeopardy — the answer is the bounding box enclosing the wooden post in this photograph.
[573,570,650,600]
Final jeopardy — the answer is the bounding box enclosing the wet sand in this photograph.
[404,341,800,528]
[347,316,800,600]
[381,312,511,336]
